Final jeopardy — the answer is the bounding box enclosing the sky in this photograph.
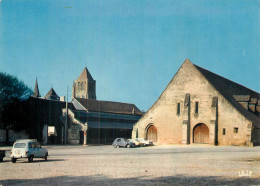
[0,0,259,111]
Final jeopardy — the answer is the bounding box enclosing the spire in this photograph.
[33,78,41,98]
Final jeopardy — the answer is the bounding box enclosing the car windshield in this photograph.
[14,143,26,148]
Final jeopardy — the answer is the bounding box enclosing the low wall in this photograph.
[0,130,29,144]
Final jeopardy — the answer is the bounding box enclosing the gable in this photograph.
[138,59,260,128]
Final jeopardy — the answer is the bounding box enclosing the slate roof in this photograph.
[74,98,143,116]
[193,62,260,128]
[76,67,94,81]
[45,88,58,97]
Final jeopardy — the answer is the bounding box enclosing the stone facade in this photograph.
[132,59,259,146]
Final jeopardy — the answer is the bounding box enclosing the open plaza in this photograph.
[0,145,260,185]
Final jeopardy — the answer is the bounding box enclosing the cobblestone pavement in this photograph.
[0,145,260,185]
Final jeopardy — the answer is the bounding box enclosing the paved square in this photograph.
[0,145,260,185]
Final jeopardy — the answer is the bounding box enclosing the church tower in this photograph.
[72,67,96,99]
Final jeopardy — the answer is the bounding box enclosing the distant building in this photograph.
[64,67,143,144]
[132,59,260,146]
[28,68,142,145]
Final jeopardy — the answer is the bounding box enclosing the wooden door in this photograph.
[193,124,209,144]
[147,125,157,142]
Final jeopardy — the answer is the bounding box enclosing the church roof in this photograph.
[45,88,58,97]
[191,59,260,128]
[73,98,143,116]
[33,78,41,98]
[76,67,94,81]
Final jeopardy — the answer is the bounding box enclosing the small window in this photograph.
[32,142,36,148]
[177,103,180,115]
[195,102,199,114]
[234,128,238,133]
[223,128,226,135]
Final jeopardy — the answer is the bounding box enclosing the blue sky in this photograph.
[0,0,259,111]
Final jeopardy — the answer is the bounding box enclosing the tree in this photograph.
[0,72,33,144]
[0,72,32,108]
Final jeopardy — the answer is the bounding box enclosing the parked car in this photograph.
[128,139,144,147]
[10,139,48,163]
[0,150,5,162]
[112,138,135,148]
[136,138,153,146]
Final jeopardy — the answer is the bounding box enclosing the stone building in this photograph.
[63,67,143,144]
[132,59,260,146]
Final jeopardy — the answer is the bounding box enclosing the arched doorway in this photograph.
[146,125,157,142]
[193,123,209,144]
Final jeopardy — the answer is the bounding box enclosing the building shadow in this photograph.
[1,174,259,186]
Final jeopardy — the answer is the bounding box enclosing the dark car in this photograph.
[112,138,135,148]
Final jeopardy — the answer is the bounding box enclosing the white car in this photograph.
[128,139,143,147]
[10,139,48,163]
[136,138,153,146]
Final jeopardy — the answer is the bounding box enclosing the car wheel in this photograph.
[44,153,48,161]
[0,157,3,162]
[126,144,130,148]
[11,158,17,163]
[28,155,34,162]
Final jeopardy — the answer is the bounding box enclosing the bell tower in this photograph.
[72,67,96,99]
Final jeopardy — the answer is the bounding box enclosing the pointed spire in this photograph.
[77,67,94,81]
[33,78,41,98]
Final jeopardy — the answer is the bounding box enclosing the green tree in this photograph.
[0,72,32,108]
[0,72,33,144]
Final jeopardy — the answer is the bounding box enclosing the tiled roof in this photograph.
[74,98,143,116]
[193,63,260,128]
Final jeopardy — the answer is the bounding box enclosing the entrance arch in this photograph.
[193,123,209,144]
[146,125,157,142]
